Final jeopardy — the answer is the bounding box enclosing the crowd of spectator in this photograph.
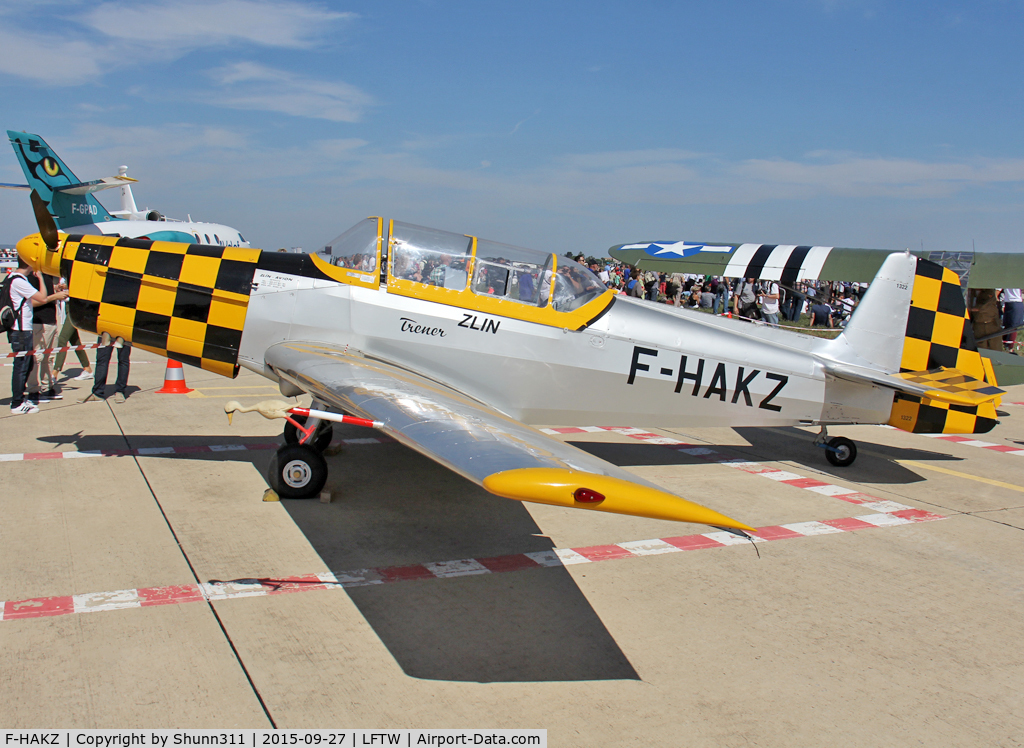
[577,254,1024,351]
[573,254,866,329]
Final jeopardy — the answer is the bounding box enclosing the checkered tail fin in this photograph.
[888,257,1000,434]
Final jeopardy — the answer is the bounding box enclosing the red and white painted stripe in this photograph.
[0,361,153,368]
[542,426,927,510]
[915,433,1024,456]
[3,342,120,359]
[0,503,943,622]
[876,424,1024,456]
[0,437,393,463]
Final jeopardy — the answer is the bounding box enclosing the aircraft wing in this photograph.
[264,341,753,532]
[608,241,1024,289]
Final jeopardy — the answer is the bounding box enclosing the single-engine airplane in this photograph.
[5,131,248,247]
[14,206,1004,535]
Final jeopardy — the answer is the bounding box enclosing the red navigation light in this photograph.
[574,487,605,504]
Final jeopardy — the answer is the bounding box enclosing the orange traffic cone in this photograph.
[156,359,194,394]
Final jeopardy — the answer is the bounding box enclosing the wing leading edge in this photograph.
[264,341,753,532]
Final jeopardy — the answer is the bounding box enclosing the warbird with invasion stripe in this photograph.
[609,238,1024,384]
[15,210,1004,536]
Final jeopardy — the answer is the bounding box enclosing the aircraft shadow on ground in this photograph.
[566,426,965,486]
[281,440,640,684]
[37,427,640,684]
[36,421,972,681]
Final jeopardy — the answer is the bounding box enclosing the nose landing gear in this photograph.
[814,426,858,467]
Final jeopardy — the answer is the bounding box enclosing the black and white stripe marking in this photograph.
[723,244,833,283]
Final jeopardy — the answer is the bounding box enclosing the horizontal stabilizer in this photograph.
[54,175,138,195]
[824,362,1003,405]
[0,182,30,190]
[897,367,1004,406]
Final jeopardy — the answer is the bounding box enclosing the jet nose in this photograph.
[15,233,46,272]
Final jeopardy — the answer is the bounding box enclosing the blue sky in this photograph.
[2,0,1024,256]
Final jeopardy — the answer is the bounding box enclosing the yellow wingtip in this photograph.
[483,467,755,532]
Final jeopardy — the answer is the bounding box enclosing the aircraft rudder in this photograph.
[8,130,114,229]
[887,256,999,434]
[829,251,916,372]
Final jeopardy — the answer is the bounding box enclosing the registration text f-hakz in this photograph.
[626,345,788,411]
[400,317,446,337]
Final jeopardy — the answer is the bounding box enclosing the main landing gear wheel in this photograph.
[283,414,334,452]
[825,436,857,467]
[268,444,328,499]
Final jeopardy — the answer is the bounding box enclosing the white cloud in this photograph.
[15,123,1024,253]
[309,148,1024,214]
[79,0,353,49]
[83,133,1024,215]
[207,62,373,122]
[734,155,1024,199]
[65,123,250,170]
[557,148,706,170]
[315,138,369,159]
[0,29,108,84]
[0,0,353,85]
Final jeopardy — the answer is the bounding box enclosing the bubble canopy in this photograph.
[318,218,608,314]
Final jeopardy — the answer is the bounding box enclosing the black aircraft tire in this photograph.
[283,415,334,452]
[268,444,328,499]
[825,437,857,467]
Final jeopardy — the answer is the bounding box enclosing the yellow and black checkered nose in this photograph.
[62,235,259,378]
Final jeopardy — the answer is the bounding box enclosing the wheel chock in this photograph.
[262,488,280,502]
[319,490,332,504]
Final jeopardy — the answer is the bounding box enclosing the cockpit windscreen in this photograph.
[318,218,379,273]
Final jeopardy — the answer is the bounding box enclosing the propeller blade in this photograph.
[29,189,59,250]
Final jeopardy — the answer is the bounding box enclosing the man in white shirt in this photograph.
[759,281,781,326]
[5,257,67,414]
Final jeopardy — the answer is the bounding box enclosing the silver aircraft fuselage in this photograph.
[237,276,892,431]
